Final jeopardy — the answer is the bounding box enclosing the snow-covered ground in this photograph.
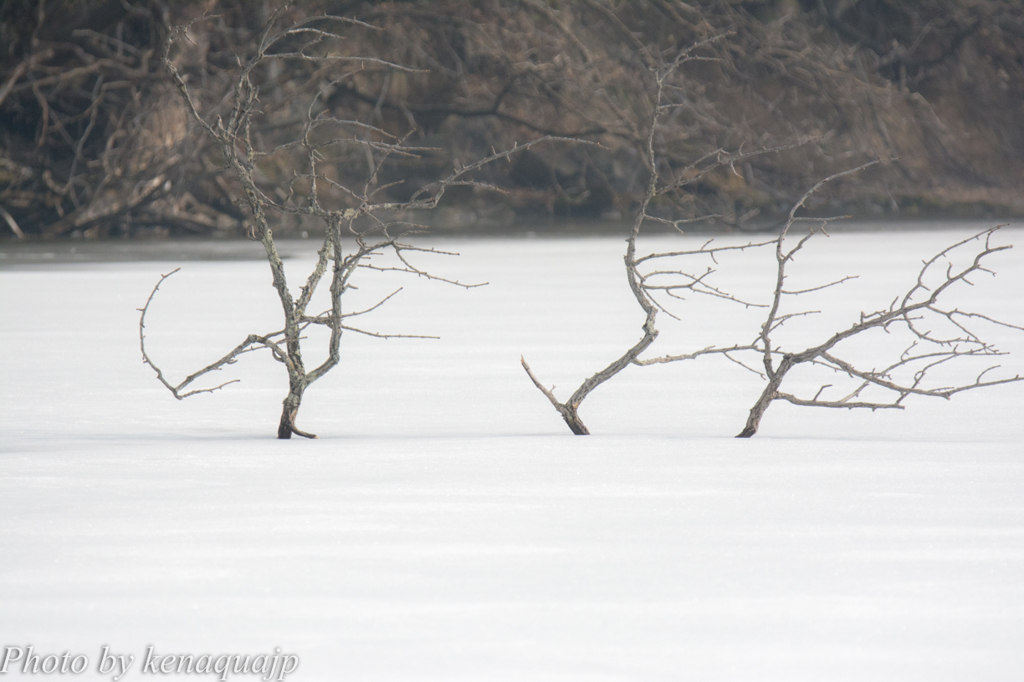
[2,226,1024,681]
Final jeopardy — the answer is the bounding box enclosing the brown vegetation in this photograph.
[2,0,1023,240]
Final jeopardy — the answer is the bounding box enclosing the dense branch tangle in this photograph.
[0,1,192,239]
[145,8,555,438]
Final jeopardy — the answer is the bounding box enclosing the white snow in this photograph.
[2,226,1024,681]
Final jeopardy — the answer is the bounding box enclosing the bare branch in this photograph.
[782,275,859,295]
[0,205,25,239]
[138,269,274,399]
[635,344,760,367]
[776,392,906,410]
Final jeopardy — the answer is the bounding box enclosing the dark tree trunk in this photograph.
[277,386,316,439]
[561,404,590,436]
[737,370,787,438]
[277,406,298,439]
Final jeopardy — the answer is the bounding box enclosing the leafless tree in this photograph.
[637,171,1024,436]
[520,36,800,435]
[140,7,563,438]
[734,222,1024,437]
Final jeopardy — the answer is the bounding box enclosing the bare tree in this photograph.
[141,7,562,438]
[637,172,1024,436]
[520,36,798,435]
[733,223,1024,437]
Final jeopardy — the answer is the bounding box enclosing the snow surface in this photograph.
[2,227,1024,681]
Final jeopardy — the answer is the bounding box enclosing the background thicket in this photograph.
[2,0,1022,239]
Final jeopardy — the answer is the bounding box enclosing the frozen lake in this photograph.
[2,225,1024,680]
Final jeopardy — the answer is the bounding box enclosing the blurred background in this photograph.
[2,0,1022,241]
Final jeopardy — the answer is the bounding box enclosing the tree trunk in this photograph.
[277,405,298,439]
[561,404,590,436]
[738,376,783,438]
[737,354,795,438]
[277,386,316,439]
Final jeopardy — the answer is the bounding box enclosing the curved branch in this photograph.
[138,269,272,399]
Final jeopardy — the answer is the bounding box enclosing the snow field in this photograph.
[2,227,1024,680]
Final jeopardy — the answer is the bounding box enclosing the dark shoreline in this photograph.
[2,219,1020,268]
